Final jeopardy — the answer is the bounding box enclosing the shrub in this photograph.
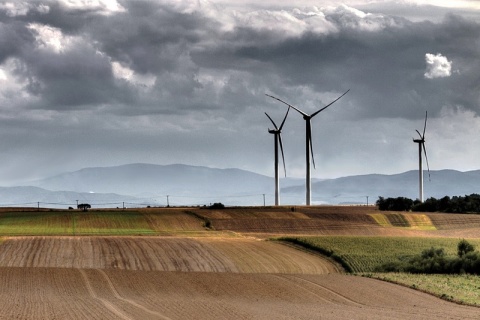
[209,202,225,209]
[458,239,475,258]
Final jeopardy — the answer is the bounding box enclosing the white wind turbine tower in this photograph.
[413,111,431,202]
[265,107,290,206]
[266,90,349,205]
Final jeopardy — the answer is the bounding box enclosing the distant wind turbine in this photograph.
[413,111,431,202]
[266,90,349,205]
[265,107,290,206]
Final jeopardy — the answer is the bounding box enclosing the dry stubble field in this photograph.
[0,206,479,319]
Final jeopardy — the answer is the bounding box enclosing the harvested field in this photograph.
[0,268,478,320]
[428,212,480,229]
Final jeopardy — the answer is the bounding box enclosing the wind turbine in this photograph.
[413,111,430,202]
[265,107,290,206]
[266,90,349,205]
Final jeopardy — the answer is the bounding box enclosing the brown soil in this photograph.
[0,236,339,274]
[0,267,478,319]
[0,206,479,319]
[198,206,480,238]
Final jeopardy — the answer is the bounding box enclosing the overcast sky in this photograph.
[0,0,479,185]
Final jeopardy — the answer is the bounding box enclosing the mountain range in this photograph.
[0,163,479,208]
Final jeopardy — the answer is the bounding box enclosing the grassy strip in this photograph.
[0,210,157,236]
[363,273,480,307]
[0,209,222,236]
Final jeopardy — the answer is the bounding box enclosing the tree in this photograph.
[77,203,91,211]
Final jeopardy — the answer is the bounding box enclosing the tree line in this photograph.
[376,194,480,213]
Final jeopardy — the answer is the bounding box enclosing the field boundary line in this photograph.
[78,269,132,320]
[97,269,173,320]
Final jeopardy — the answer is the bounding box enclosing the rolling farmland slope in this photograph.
[0,206,478,319]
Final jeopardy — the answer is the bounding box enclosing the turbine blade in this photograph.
[265,94,308,117]
[278,133,287,177]
[415,129,423,139]
[308,122,316,169]
[264,112,278,130]
[310,89,350,118]
[279,107,290,130]
[423,143,431,181]
[423,110,427,138]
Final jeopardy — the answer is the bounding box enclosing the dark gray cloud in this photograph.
[0,0,479,187]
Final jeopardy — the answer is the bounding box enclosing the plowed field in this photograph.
[199,206,480,238]
[0,206,478,319]
[0,236,339,273]
[0,268,478,319]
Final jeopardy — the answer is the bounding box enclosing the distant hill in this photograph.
[283,169,480,204]
[32,163,273,196]
[1,164,480,207]
[29,163,303,206]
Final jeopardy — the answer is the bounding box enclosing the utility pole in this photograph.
[366,196,369,206]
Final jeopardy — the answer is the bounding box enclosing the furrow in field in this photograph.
[0,267,116,319]
[0,236,339,274]
[280,274,366,307]
[78,269,132,320]
[97,269,173,320]
[428,213,480,230]
[0,267,478,319]
[200,238,339,274]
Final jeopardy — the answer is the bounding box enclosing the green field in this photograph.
[279,236,480,306]
[279,236,480,272]
[0,209,207,235]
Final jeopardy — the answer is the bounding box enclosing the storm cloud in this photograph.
[0,0,479,188]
